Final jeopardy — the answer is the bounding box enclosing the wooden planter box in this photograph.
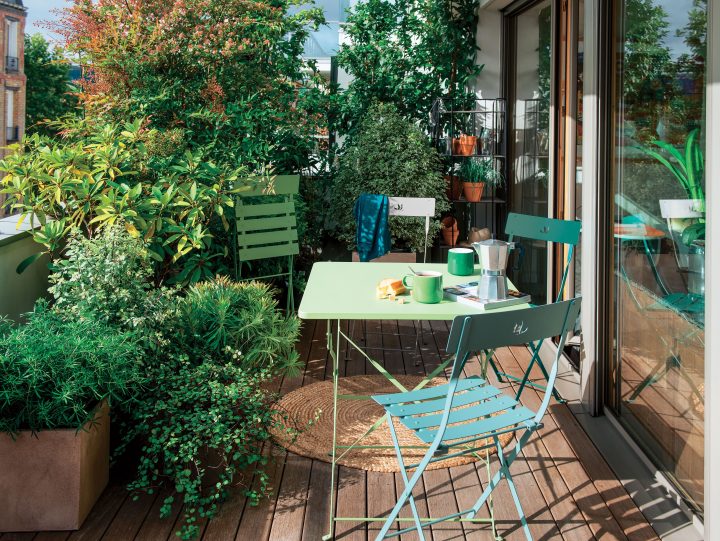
[0,402,110,532]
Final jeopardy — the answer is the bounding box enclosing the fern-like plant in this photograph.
[0,303,144,434]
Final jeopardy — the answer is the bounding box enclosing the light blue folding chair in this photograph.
[371,298,581,540]
[487,213,581,402]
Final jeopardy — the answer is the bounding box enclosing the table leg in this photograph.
[323,319,341,541]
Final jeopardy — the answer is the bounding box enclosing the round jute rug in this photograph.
[271,375,514,473]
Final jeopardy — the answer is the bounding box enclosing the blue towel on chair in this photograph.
[354,194,391,262]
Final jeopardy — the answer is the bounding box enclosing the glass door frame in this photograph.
[501,0,559,304]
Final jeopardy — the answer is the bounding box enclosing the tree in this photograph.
[56,0,328,174]
[336,0,482,137]
[24,34,77,135]
[621,0,673,139]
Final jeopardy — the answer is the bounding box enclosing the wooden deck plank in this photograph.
[100,491,157,541]
[334,466,367,541]
[66,484,128,541]
[133,489,183,541]
[300,460,333,541]
[14,318,660,541]
[267,454,313,541]
[32,533,70,541]
[201,486,248,541]
[493,347,597,541]
[504,348,657,539]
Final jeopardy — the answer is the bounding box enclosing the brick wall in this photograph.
[0,2,26,217]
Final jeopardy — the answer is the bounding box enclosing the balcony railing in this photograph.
[6,126,19,143]
[5,56,19,73]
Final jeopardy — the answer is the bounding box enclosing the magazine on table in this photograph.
[443,282,531,310]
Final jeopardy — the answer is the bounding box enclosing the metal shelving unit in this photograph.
[430,97,508,257]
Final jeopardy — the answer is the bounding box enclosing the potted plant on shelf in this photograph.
[452,133,478,156]
[460,157,503,203]
[0,304,142,532]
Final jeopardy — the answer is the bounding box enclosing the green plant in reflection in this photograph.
[636,128,705,245]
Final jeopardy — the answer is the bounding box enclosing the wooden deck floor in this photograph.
[2,319,660,541]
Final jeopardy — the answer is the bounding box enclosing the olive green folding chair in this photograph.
[487,213,581,402]
[371,298,581,540]
[234,175,300,312]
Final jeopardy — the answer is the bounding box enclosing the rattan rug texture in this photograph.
[271,375,514,472]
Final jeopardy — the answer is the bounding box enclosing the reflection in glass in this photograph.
[507,1,553,304]
[612,0,706,514]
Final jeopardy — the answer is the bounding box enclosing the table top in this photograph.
[614,223,666,240]
[298,262,529,321]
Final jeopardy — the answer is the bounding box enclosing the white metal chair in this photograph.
[350,197,437,359]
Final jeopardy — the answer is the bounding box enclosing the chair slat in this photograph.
[401,394,518,430]
[238,243,299,262]
[505,212,581,246]
[372,376,486,406]
[238,229,298,247]
[236,201,295,219]
[416,406,536,444]
[236,215,296,232]
[238,175,300,197]
[386,384,501,417]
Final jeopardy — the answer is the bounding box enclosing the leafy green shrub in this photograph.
[119,277,301,539]
[0,304,144,434]
[122,361,285,540]
[330,103,449,252]
[45,225,301,538]
[337,0,481,135]
[0,118,249,284]
[175,277,302,376]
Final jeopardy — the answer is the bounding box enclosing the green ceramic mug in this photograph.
[447,247,475,276]
[402,271,443,304]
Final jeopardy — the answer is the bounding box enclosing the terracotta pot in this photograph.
[444,175,463,201]
[463,182,485,203]
[0,402,110,532]
[452,135,478,156]
[441,216,460,246]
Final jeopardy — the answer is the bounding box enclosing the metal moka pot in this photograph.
[471,239,515,272]
[471,239,515,300]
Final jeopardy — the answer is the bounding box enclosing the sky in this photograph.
[24,0,66,44]
[23,0,695,57]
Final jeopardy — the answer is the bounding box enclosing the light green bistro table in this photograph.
[298,262,529,540]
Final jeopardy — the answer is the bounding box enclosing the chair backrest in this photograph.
[235,175,300,262]
[659,199,704,270]
[388,197,436,263]
[505,212,582,302]
[446,298,581,421]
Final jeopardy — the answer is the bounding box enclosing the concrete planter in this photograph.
[0,402,110,532]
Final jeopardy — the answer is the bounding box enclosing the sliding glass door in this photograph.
[610,0,707,515]
[506,0,554,304]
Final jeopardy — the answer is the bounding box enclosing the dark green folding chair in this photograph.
[234,175,300,312]
[371,298,582,540]
[486,213,582,402]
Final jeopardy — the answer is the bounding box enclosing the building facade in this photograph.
[0,0,24,157]
[0,0,25,218]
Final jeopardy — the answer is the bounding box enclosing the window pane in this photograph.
[507,1,553,304]
[611,0,706,514]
